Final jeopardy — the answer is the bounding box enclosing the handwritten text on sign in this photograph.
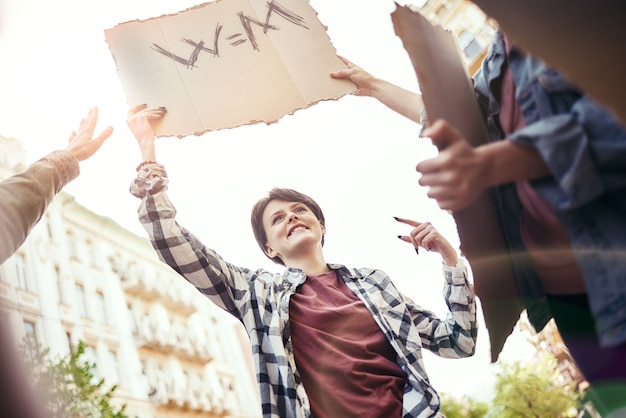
[105,0,354,137]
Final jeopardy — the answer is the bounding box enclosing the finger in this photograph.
[397,235,412,244]
[415,224,435,244]
[421,118,455,139]
[417,172,445,187]
[421,235,436,251]
[421,119,463,150]
[329,68,353,79]
[393,216,421,227]
[77,117,87,131]
[415,156,442,175]
[94,126,114,144]
[418,170,459,189]
[337,55,352,67]
[82,107,98,133]
[87,127,113,153]
[127,103,148,117]
[426,185,458,203]
[397,234,421,253]
[142,107,167,117]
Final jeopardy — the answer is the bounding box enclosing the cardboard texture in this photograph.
[105,0,355,137]
[391,4,523,362]
[471,0,626,126]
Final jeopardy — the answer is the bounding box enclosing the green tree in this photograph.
[21,337,127,418]
[440,393,489,418]
[489,354,582,418]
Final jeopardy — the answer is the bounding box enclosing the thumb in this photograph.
[422,119,463,151]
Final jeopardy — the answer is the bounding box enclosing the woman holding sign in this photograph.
[126,104,476,418]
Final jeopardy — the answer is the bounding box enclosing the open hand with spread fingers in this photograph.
[66,107,113,161]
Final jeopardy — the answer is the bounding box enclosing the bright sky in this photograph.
[0,0,535,402]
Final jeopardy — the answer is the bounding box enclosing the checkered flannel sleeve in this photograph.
[130,163,252,319]
[410,260,478,358]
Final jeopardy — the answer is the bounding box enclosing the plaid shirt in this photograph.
[131,164,478,418]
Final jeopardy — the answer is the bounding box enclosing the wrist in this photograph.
[475,143,499,188]
[442,254,458,267]
[139,145,156,161]
[136,160,157,171]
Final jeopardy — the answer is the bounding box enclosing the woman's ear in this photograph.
[265,244,277,258]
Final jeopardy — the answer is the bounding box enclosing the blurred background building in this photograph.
[0,134,261,418]
[411,0,497,75]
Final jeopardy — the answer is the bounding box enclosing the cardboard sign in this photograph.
[391,4,523,362]
[105,0,355,137]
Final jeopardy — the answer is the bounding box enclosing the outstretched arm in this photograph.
[0,107,112,263]
[330,56,425,124]
[126,105,256,318]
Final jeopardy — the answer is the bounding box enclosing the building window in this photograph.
[54,265,65,304]
[66,229,77,260]
[83,345,100,384]
[75,284,87,318]
[45,214,54,239]
[15,253,29,290]
[23,320,38,344]
[105,350,120,386]
[85,239,99,267]
[127,303,137,334]
[459,30,483,60]
[66,332,74,354]
[435,4,447,17]
[22,319,39,359]
[94,291,107,324]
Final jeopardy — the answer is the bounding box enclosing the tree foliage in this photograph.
[440,393,489,418]
[440,354,585,418]
[21,337,127,418]
[489,354,582,418]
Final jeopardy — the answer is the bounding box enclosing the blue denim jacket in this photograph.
[473,32,626,347]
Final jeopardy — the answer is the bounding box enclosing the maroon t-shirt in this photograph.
[289,270,406,417]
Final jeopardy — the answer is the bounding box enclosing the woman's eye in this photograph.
[295,207,306,213]
[272,215,283,224]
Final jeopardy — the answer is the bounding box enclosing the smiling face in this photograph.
[262,200,326,264]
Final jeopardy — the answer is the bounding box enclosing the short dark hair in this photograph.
[251,188,325,266]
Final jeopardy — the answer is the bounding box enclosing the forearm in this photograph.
[440,246,459,267]
[370,78,424,123]
[478,139,550,186]
[138,136,156,161]
[0,151,78,263]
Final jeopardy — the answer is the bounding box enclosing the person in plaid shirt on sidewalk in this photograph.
[127,104,477,418]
